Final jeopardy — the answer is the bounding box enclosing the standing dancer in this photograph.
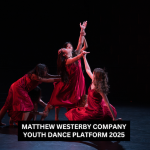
[0,63,61,125]
[42,21,89,121]
[65,54,122,121]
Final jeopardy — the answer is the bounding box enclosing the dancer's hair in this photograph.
[93,68,109,94]
[28,86,41,102]
[28,63,48,78]
[57,42,78,83]
[63,42,77,56]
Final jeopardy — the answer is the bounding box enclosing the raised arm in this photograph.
[66,51,90,65]
[100,92,116,121]
[76,21,87,55]
[80,37,88,52]
[83,54,93,80]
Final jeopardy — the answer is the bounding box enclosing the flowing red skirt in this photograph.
[65,85,117,121]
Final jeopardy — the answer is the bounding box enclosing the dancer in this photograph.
[0,63,61,125]
[65,54,122,121]
[42,21,89,121]
[8,86,47,125]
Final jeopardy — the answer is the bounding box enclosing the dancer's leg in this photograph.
[55,107,60,121]
[0,87,13,126]
[9,117,14,126]
[0,106,7,126]
[22,112,30,121]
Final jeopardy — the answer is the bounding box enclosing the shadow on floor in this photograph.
[0,126,125,150]
[0,125,18,135]
[66,141,125,150]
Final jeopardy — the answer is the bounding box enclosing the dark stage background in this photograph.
[0,1,150,105]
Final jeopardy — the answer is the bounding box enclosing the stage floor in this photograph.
[0,103,150,150]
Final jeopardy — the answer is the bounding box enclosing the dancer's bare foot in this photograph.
[115,118,122,121]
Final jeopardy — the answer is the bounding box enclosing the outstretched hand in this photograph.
[42,111,48,118]
[41,110,48,121]
[41,104,53,121]
[82,50,90,57]
[58,48,63,55]
[80,21,87,30]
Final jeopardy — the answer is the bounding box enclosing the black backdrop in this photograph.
[1,1,150,105]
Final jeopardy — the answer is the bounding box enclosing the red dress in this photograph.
[48,60,86,108]
[65,85,117,121]
[4,74,40,111]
